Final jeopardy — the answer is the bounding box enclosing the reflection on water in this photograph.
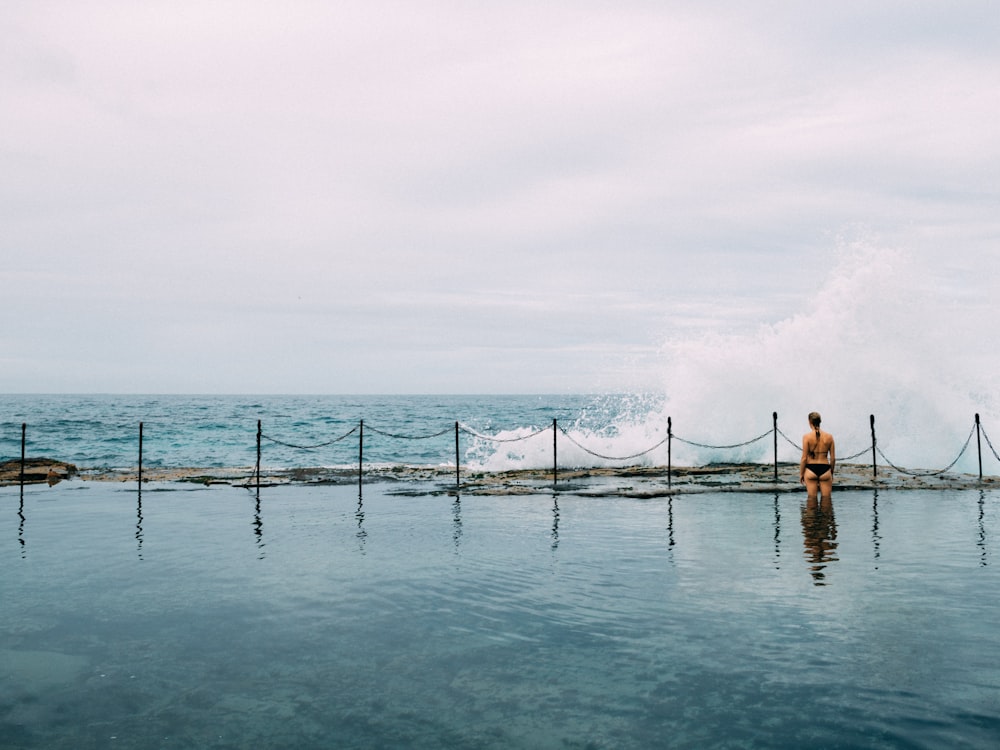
[872,490,881,569]
[801,496,838,585]
[355,496,366,552]
[252,491,265,560]
[17,494,25,557]
[10,487,997,581]
[452,497,462,550]
[772,494,781,570]
[551,497,559,550]
[2,486,1000,749]
[666,497,675,560]
[136,490,144,560]
[980,490,989,567]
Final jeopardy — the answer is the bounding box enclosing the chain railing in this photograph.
[7,413,998,493]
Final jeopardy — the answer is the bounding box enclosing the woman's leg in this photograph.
[804,472,819,501]
[818,472,833,501]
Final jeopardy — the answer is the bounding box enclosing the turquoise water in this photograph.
[3,482,1000,748]
[3,394,996,477]
[0,394,643,472]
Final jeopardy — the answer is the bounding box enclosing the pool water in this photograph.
[2,483,1000,749]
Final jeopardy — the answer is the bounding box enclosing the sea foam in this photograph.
[649,243,997,473]
[471,243,998,474]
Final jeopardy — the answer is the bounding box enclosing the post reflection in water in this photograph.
[18,492,26,557]
[666,497,675,564]
[978,490,988,567]
[772,494,781,570]
[551,497,559,551]
[136,489,144,560]
[452,497,462,551]
[872,490,881,569]
[355,496,367,552]
[252,490,265,559]
[801,495,838,585]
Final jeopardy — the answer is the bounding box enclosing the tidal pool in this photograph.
[2,482,999,748]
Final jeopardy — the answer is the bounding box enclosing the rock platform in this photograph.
[3,459,996,496]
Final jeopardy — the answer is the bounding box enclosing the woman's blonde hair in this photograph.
[808,412,821,427]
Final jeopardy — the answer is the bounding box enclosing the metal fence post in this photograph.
[976,413,983,481]
[667,416,672,489]
[138,422,144,488]
[20,423,26,491]
[870,414,877,479]
[773,411,778,482]
[553,419,558,488]
[358,419,364,496]
[455,421,460,489]
[256,420,262,491]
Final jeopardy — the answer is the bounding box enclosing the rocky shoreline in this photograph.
[2,458,996,496]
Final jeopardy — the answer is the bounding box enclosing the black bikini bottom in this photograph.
[806,463,831,477]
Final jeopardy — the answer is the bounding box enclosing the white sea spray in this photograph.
[468,242,999,474]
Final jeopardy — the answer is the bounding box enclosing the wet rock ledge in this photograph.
[0,458,77,486]
[2,459,997,496]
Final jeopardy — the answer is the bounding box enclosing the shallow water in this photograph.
[3,483,1000,749]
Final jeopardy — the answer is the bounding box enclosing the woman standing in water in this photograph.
[800,411,835,501]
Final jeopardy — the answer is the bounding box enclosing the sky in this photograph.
[3,1,999,394]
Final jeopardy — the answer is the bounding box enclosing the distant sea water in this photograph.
[1,389,997,476]
[0,394,672,473]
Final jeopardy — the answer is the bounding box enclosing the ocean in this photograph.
[2,392,997,478]
[0,393,664,476]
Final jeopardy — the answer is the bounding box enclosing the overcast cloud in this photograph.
[3,1,998,393]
